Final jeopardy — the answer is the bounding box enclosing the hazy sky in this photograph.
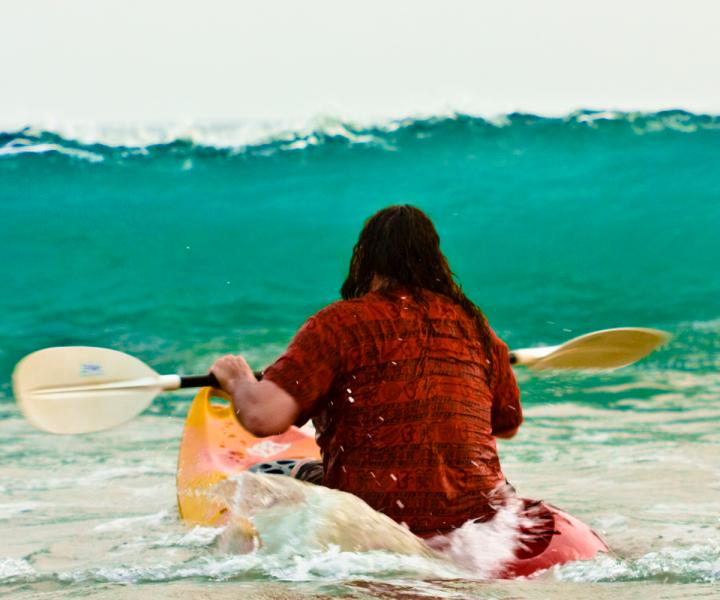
[2,0,719,126]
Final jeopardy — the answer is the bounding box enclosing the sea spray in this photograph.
[216,472,434,557]
[212,472,535,580]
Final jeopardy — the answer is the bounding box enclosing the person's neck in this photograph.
[370,274,389,292]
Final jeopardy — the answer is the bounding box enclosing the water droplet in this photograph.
[378,416,384,422]
[346,388,352,393]
[390,473,397,481]
[396,500,405,509]
[348,396,355,403]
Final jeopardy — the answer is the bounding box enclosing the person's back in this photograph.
[211,204,523,537]
[263,286,522,535]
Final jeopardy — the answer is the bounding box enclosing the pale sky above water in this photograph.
[2,0,719,127]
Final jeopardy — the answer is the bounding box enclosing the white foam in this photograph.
[425,494,529,579]
[3,110,717,153]
[0,557,35,582]
[0,502,46,520]
[0,140,104,162]
[52,547,465,585]
[94,510,169,532]
[5,116,388,151]
[555,543,720,583]
[176,526,225,547]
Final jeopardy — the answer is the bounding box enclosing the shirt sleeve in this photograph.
[261,311,341,426]
[490,333,523,436]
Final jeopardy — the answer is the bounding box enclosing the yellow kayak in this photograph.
[176,387,321,527]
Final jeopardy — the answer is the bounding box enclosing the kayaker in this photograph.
[211,205,522,537]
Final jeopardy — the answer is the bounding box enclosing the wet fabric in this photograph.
[263,287,522,535]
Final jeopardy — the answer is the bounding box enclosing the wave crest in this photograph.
[1,110,718,164]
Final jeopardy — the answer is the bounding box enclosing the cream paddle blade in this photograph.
[510,327,670,370]
[12,347,183,434]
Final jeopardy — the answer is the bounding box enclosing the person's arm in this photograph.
[211,354,301,437]
[212,311,341,436]
[490,333,523,439]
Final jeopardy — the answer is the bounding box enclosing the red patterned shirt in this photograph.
[263,287,522,536]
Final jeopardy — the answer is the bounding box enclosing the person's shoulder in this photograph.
[310,298,364,326]
[313,293,395,330]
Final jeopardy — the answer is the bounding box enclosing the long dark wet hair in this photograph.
[341,205,494,372]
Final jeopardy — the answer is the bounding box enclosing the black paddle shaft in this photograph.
[179,370,264,389]
[181,350,517,388]
[181,353,517,388]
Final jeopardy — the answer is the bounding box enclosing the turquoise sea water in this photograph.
[1,111,719,598]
